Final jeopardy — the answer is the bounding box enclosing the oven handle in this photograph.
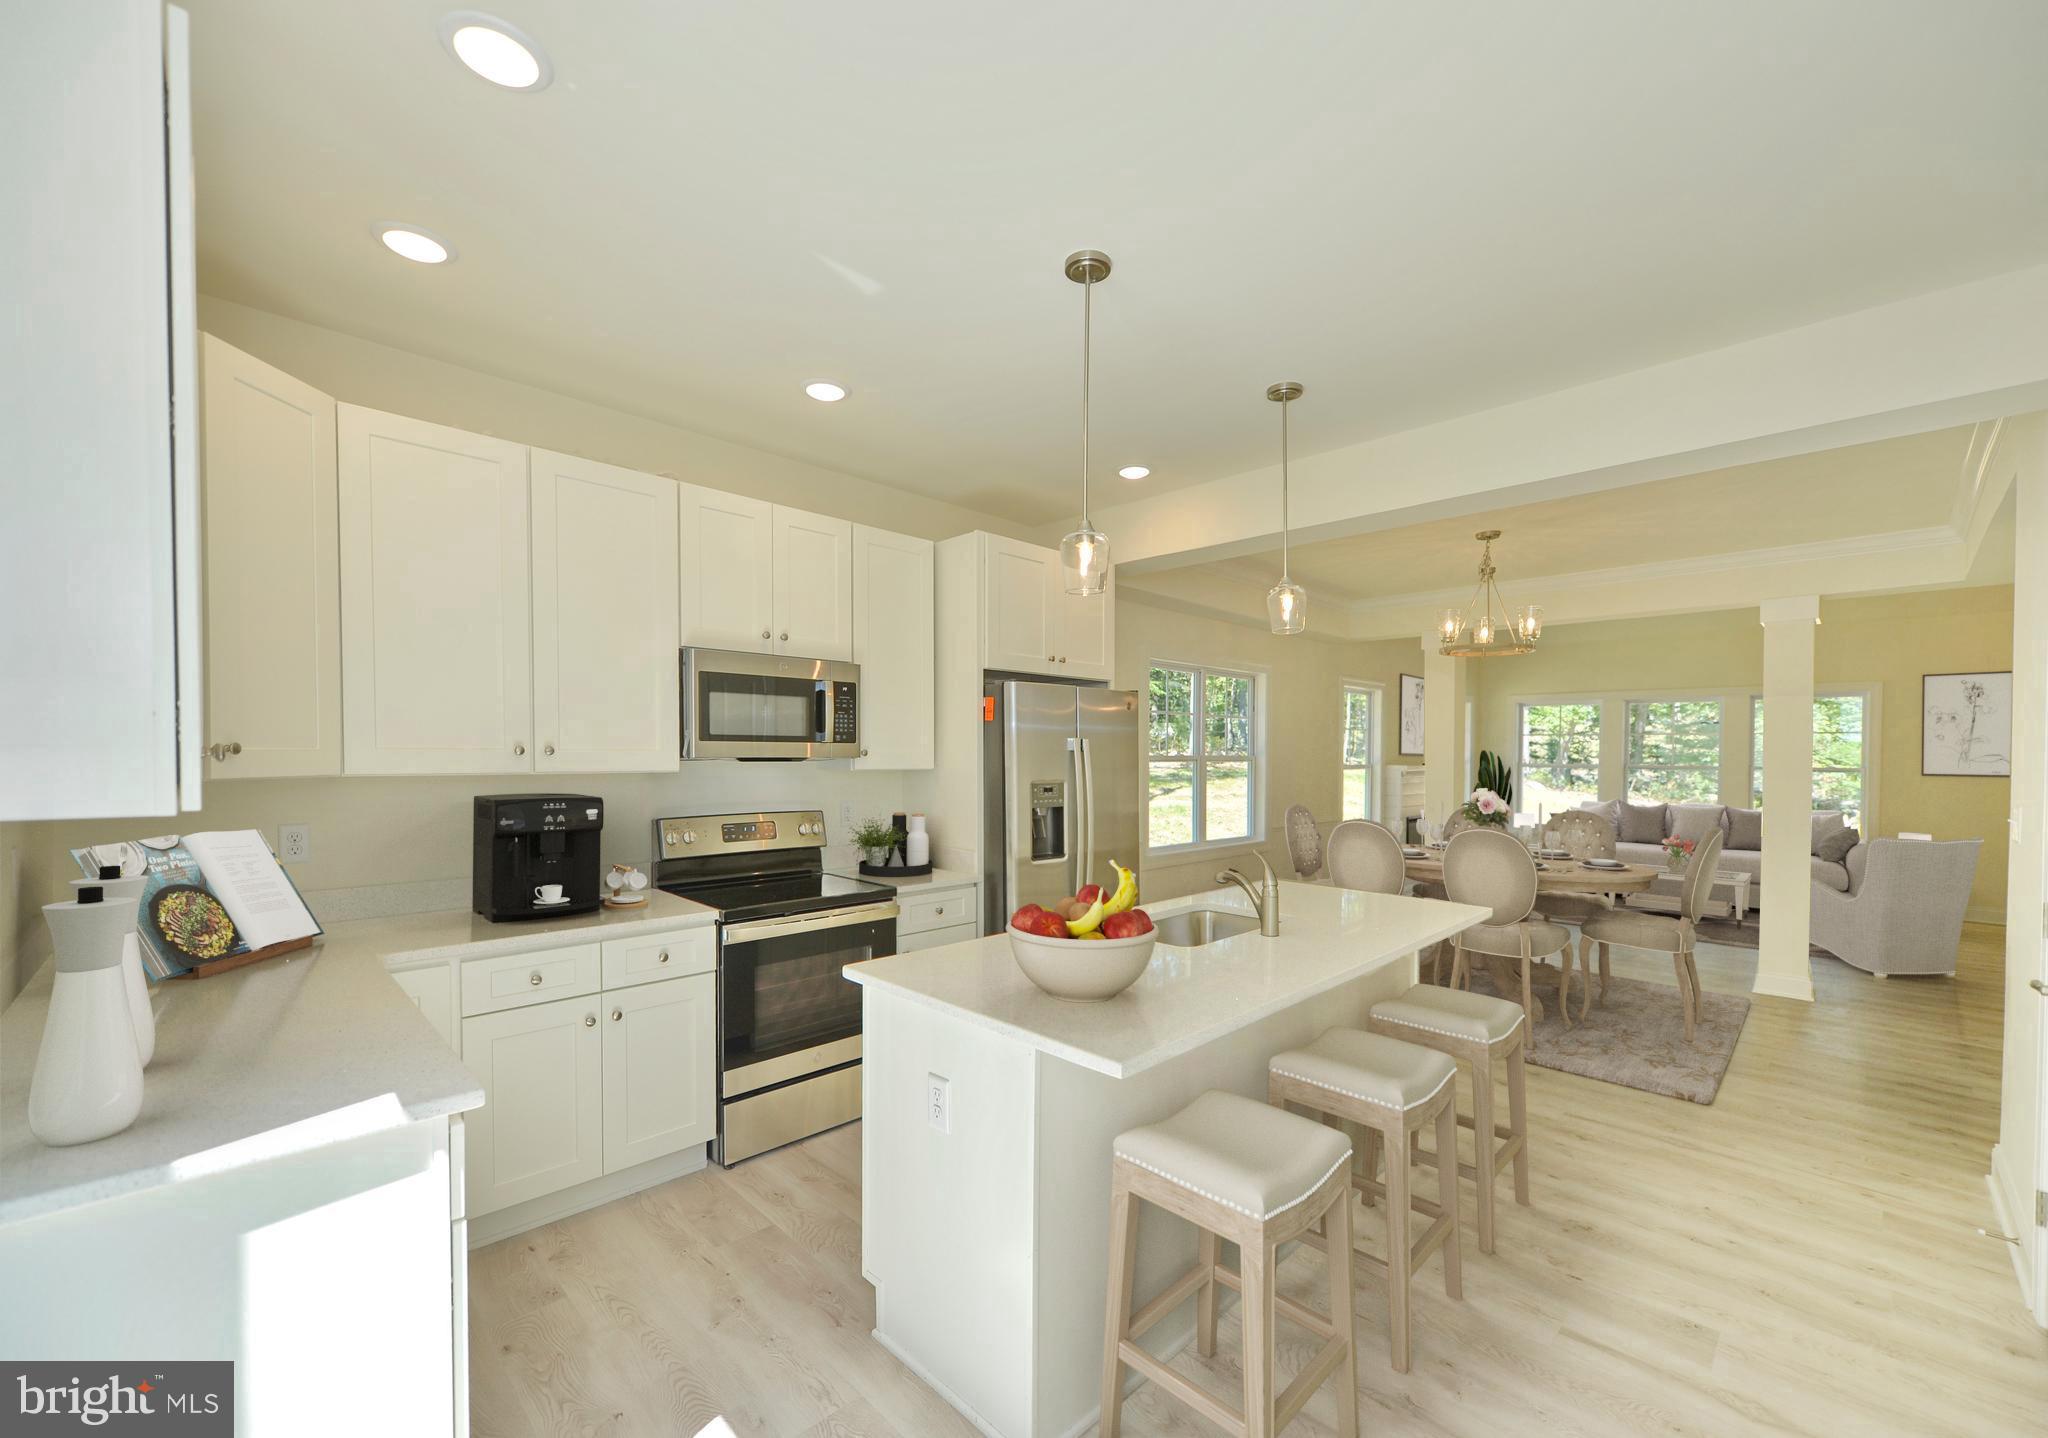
[722,899,900,946]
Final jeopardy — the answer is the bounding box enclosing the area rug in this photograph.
[1460,967,1751,1104]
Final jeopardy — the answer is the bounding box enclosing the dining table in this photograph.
[1401,850,1663,1021]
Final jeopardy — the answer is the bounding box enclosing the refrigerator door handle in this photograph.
[1079,735,1098,890]
[1068,734,1087,894]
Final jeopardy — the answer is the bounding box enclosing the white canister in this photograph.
[77,875,154,1068]
[905,813,930,868]
[29,886,146,1147]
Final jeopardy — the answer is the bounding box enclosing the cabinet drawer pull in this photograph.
[584,1013,597,1027]
[934,906,946,917]
[612,1008,623,1022]
[513,742,526,757]
[544,742,556,757]
[658,950,669,963]
[208,741,242,761]
[529,972,543,986]
[780,631,789,641]
[761,628,771,639]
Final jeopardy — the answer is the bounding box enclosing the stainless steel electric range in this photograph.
[654,809,896,1166]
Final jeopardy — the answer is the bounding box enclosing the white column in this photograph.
[1756,596,1819,1001]
[1422,640,1465,825]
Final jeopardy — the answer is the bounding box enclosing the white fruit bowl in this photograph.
[1007,925,1156,1002]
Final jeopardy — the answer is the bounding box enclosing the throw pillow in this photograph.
[1619,801,1667,845]
[1811,810,1846,856]
[1816,828,1860,864]
[1726,806,1763,852]
[1667,803,1726,847]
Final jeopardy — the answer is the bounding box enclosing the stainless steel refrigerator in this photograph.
[979,678,1143,933]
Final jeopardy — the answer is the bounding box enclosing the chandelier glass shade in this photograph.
[1437,530,1542,657]
[1059,250,1112,597]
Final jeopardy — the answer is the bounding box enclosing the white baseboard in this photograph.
[1966,904,2006,926]
[1987,1144,2042,1327]
[1750,970,1815,1001]
[467,1144,708,1248]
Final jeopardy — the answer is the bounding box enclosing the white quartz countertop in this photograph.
[845,882,1488,1078]
[0,891,715,1226]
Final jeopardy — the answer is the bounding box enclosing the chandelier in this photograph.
[1437,530,1542,657]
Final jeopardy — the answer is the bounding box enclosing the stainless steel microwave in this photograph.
[680,647,860,760]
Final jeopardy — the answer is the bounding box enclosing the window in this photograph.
[1148,663,1260,849]
[1518,701,1601,816]
[1341,683,1379,821]
[1625,700,1722,803]
[1751,692,1869,827]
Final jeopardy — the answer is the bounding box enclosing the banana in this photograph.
[1101,859,1137,916]
[1065,896,1106,936]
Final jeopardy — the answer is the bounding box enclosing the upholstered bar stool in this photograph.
[1268,1029,1462,1373]
[1102,1091,1360,1438]
[1366,985,1529,1255]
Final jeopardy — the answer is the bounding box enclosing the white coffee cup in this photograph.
[534,883,566,904]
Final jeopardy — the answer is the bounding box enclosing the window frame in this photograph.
[1340,680,1383,823]
[1515,697,1603,818]
[1145,659,1267,855]
[1749,686,1880,830]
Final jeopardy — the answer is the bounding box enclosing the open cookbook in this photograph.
[71,830,322,980]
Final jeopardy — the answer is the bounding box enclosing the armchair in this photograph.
[1809,839,1981,977]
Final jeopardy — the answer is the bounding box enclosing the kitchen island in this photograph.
[847,881,1487,1438]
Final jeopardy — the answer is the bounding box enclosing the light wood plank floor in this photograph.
[469,925,2047,1437]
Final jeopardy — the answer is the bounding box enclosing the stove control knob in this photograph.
[664,829,680,848]
[682,830,698,845]
[797,821,813,836]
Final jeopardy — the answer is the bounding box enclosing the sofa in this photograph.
[1573,800,1858,908]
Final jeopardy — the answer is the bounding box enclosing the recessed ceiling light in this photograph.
[438,11,552,91]
[1118,465,1150,480]
[805,381,848,402]
[377,226,453,264]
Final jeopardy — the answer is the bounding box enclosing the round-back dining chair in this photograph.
[1284,803,1325,880]
[1442,827,1572,1045]
[1325,819,1406,895]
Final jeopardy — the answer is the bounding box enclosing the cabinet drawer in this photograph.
[601,926,715,990]
[896,886,976,937]
[461,943,601,1017]
[899,921,977,954]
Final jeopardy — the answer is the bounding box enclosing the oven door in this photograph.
[681,646,860,760]
[717,900,896,1100]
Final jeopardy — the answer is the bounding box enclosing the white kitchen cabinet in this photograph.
[390,963,457,1052]
[2,2,198,819]
[338,406,534,775]
[462,993,604,1217]
[900,923,978,953]
[601,973,717,1173]
[531,450,680,773]
[773,507,855,659]
[678,483,776,652]
[977,532,1114,680]
[200,336,342,779]
[852,526,935,768]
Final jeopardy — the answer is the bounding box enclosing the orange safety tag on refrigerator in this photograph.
[982,696,996,721]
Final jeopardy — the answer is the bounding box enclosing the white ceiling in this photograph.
[186,0,2048,524]
[1195,426,1978,603]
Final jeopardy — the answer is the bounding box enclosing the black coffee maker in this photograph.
[473,794,604,921]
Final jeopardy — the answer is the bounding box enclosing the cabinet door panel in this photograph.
[531,451,679,773]
[773,508,854,659]
[201,337,342,778]
[338,407,532,774]
[851,526,934,769]
[981,535,1057,675]
[678,485,775,652]
[1059,565,1115,682]
[602,974,716,1173]
[462,995,603,1216]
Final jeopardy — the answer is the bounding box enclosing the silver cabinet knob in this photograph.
[2032,978,2048,995]
[208,741,242,761]
[658,950,670,964]
[761,628,771,639]
[584,1013,596,1027]
[611,1008,623,1022]
[934,906,945,917]
[779,631,789,641]
[544,743,556,757]
[513,742,526,757]
[529,972,543,986]
[860,748,869,758]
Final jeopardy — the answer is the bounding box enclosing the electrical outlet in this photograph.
[927,1073,950,1133]
[279,824,311,863]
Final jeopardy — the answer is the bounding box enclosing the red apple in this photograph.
[1016,907,1069,939]
[1076,883,1104,905]
[1009,903,1047,930]
[1101,908,1153,939]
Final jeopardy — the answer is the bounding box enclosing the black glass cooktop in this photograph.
[660,870,893,925]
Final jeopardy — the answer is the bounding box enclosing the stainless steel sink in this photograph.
[1153,906,1261,948]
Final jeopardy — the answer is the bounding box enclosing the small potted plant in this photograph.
[1663,833,1696,872]
[852,818,905,870]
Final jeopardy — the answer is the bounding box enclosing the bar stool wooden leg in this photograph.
[1434,1097,1462,1302]
[1100,1185,1140,1438]
[1384,1113,1413,1372]
[1470,1051,1498,1255]
[1242,1233,1276,1438]
[1196,1228,1219,1358]
[1506,1037,1531,1207]
[1328,1192,1360,1438]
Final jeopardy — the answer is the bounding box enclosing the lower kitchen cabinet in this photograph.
[462,993,604,1217]
[602,972,716,1172]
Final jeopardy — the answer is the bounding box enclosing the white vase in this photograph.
[29,889,146,1147]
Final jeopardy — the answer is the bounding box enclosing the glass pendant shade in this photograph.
[1268,577,1306,635]
[1061,525,1110,596]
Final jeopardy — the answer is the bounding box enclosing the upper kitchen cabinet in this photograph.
[530,450,679,774]
[772,508,855,659]
[677,484,776,653]
[976,532,1115,682]
[200,337,342,779]
[852,526,935,769]
[2,3,198,819]
[338,406,535,774]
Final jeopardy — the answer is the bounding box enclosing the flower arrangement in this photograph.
[1461,787,1511,827]
[1663,834,1696,869]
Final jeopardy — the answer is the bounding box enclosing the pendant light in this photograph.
[1060,250,1112,596]
[1436,529,1542,657]
[1266,381,1307,634]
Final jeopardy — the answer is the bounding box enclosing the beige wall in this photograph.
[1117,590,1421,901]
[1466,585,2013,919]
